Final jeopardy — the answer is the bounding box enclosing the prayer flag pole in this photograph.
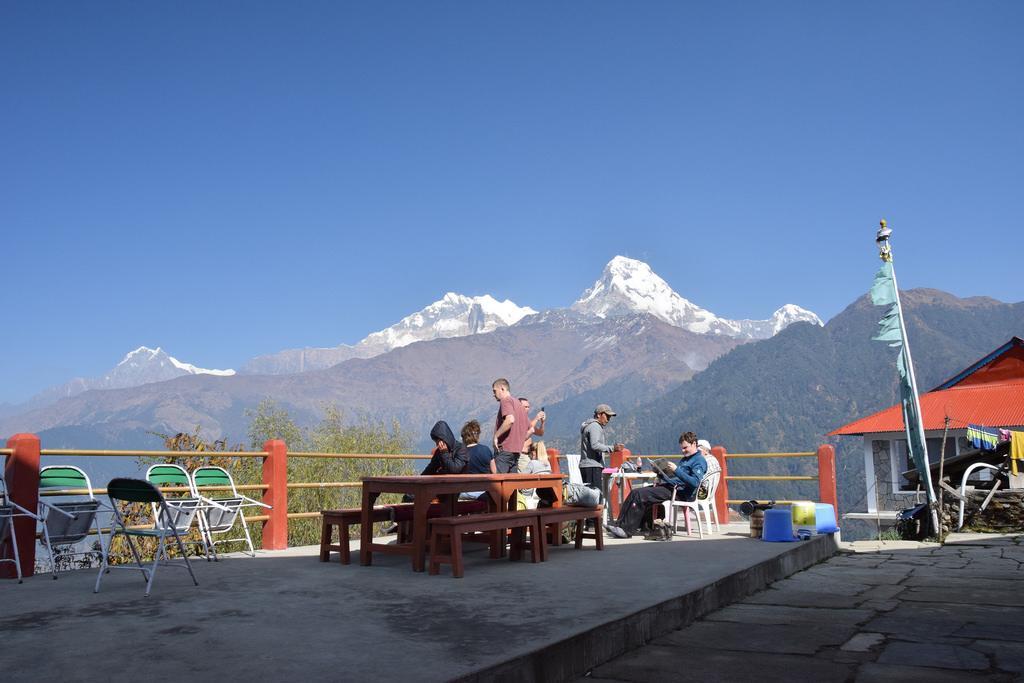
[872,219,940,535]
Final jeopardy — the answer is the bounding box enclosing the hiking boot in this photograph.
[653,519,672,541]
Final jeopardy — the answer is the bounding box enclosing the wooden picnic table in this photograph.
[359,473,563,572]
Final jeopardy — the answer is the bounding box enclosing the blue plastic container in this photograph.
[814,503,839,534]
[762,508,796,542]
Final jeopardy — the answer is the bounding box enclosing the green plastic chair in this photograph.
[1,473,41,583]
[191,466,270,557]
[94,478,199,596]
[38,465,111,579]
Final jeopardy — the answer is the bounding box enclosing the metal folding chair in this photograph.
[191,466,270,557]
[94,478,199,596]
[1,474,41,583]
[145,464,214,560]
[37,465,111,579]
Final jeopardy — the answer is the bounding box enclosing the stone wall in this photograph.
[941,489,1024,534]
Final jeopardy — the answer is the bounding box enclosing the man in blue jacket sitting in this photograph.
[604,431,707,539]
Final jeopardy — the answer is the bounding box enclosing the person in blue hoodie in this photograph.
[604,431,707,539]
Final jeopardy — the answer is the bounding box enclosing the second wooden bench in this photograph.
[428,509,543,578]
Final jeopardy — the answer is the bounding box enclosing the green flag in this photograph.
[871,262,931,488]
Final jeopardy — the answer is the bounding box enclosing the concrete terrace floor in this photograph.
[582,532,1024,682]
[0,523,832,682]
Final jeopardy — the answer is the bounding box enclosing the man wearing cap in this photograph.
[605,431,707,539]
[579,404,624,490]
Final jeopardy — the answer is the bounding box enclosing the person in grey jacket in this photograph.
[579,404,624,490]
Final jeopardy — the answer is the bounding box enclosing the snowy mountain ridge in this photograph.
[241,293,537,374]
[571,256,822,339]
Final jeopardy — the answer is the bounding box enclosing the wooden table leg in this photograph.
[360,489,381,566]
[411,492,431,572]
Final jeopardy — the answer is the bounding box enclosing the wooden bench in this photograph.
[321,499,488,565]
[428,510,543,578]
[536,505,604,560]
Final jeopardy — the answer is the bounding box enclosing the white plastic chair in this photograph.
[37,465,112,578]
[665,466,722,539]
[1,474,41,583]
[957,463,1003,530]
[191,466,271,557]
[564,453,584,485]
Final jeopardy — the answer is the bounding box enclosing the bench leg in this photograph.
[508,527,521,562]
[529,520,542,563]
[429,528,443,575]
[489,529,502,559]
[320,519,332,562]
[451,532,464,578]
[549,521,562,546]
[575,519,585,549]
[340,522,351,565]
[594,514,605,550]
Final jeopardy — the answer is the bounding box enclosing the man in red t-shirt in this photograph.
[491,377,530,474]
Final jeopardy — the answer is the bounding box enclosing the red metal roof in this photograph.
[830,381,1024,435]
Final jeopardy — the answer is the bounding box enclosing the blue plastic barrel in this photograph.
[762,508,796,542]
[814,503,839,533]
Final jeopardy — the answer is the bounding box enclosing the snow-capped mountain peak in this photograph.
[768,304,824,335]
[572,256,716,329]
[25,346,235,406]
[117,346,235,377]
[359,293,537,352]
[572,256,821,340]
[241,292,537,374]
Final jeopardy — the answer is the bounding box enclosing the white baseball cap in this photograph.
[697,439,711,451]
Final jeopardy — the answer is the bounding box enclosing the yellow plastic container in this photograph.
[791,501,816,528]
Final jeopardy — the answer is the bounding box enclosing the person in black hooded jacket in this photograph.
[420,420,469,475]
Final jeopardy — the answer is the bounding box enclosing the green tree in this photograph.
[245,400,416,546]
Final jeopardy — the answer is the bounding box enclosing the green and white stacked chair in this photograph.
[145,464,212,560]
[37,465,112,579]
[1,473,41,583]
[94,478,199,596]
[191,465,271,557]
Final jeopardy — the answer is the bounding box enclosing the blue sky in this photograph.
[2,2,1022,403]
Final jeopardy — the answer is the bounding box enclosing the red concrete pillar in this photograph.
[546,447,560,475]
[817,444,837,510]
[2,434,41,579]
[261,439,289,550]
[712,446,728,526]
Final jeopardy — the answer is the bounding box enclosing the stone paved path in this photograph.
[579,533,1024,682]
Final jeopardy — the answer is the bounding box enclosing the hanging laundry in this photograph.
[1011,432,1024,478]
[967,424,1001,451]
[1012,431,1024,462]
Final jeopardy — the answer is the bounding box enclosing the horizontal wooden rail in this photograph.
[0,448,13,456]
[39,449,268,457]
[725,475,818,481]
[286,482,360,489]
[40,484,270,497]
[287,452,430,460]
[37,448,433,460]
[724,452,815,459]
